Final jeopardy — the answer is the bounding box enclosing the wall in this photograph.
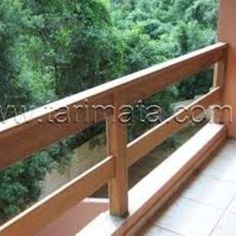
[218,0,236,137]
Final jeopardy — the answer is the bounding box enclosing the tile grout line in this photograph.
[179,172,236,211]
[151,197,222,236]
[201,172,236,185]
[209,191,236,236]
[180,195,226,211]
[151,224,184,236]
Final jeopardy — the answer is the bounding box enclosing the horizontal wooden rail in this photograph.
[0,95,113,171]
[0,156,114,236]
[118,42,226,104]
[0,42,227,171]
[127,87,222,166]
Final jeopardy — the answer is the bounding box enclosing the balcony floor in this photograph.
[142,139,236,236]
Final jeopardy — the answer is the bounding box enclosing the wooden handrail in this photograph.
[0,42,228,234]
[0,42,227,171]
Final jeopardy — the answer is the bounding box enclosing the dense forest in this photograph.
[0,0,218,220]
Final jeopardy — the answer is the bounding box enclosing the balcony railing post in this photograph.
[211,58,227,123]
[213,61,226,88]
[106,93,128,217]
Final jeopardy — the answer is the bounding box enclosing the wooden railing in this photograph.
[0,42,227,236]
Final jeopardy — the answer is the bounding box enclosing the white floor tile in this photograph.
[227,195,236,214]
[181,175,236,210]
[153,198,222,236]
[211,212,236,236]
[143,140,236,236]
[202,154,236,184]
[215,140,236,159]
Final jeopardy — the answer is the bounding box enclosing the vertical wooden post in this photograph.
[211,58,227,123]
[106,93,128,217]
[213,61,226,88]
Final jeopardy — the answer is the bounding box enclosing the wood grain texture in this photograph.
[106,94,128,216]
[212,52,227,123]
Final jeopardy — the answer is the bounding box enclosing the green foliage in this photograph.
[0,1,31,110]
[111,0,217,100]
[0,154,50,218]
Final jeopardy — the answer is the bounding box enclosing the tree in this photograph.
[0,1,31,114]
